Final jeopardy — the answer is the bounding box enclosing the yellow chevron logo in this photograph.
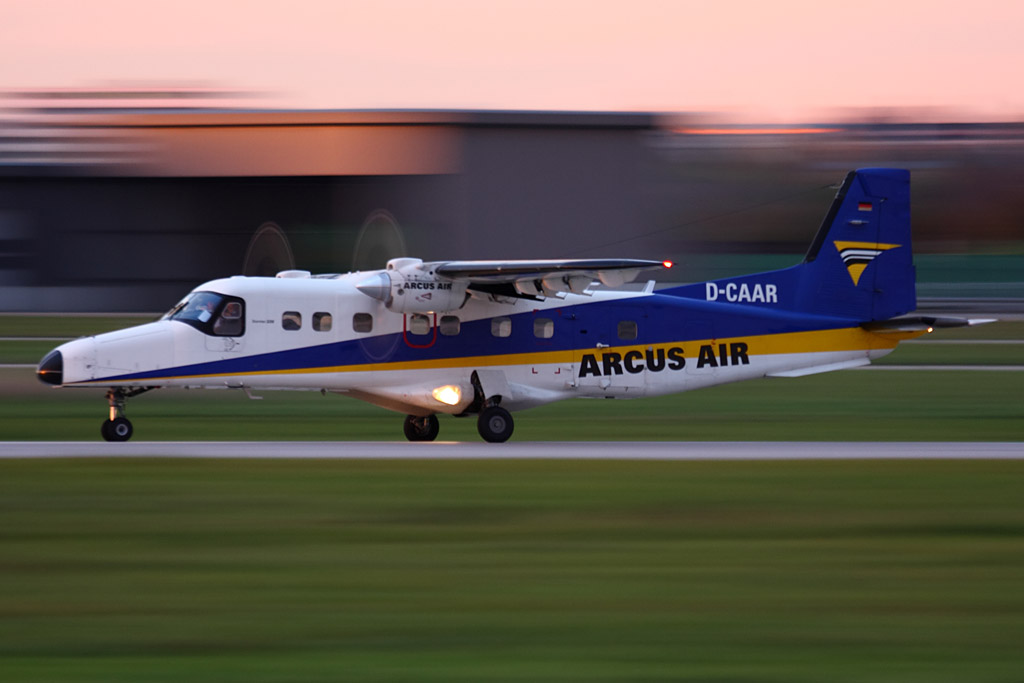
[834,241,901,286]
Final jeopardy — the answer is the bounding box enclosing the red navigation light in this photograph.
[662,260,674,269]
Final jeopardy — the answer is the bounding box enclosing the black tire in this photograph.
[403,414,439,442]
[101,417,133,442]
[477,406,514,443]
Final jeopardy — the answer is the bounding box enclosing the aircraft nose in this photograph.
[37,350,63,386]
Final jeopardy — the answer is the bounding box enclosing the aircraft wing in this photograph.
[434,258,670,298]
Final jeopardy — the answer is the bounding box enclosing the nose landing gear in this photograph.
[101,387,152,442]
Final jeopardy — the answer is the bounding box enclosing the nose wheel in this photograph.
[100,387,151,442]
[101,416,133,442]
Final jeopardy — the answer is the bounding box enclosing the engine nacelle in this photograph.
[356,258,469,313]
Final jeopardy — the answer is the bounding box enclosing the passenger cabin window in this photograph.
[313,312,332,332]
[534,318,554,339]
[282,311,301,331]
[491,317,511,338]
[439,315,461,336]
[408,314,431,336]
[352,313,373,333]
[618,320,638,341]
[163,291,245,337]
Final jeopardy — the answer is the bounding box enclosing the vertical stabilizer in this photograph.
[664,168,915,322]
[797,168,914,320]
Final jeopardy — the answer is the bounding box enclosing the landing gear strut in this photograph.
[100,387,151,442]
[404,414,439,442]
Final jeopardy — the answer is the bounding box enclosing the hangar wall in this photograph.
[1,105,1022,311]
[0,110,657,311]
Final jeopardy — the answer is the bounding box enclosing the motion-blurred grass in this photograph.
[1,458,1023,682]
[0,315,156,338]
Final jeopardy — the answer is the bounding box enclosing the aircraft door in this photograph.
[572,305,647,397]
[403,313,437,348]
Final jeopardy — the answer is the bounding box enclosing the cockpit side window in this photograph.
[164,291,246,337]
[214,301,244,336]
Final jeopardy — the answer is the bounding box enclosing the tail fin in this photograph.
[666,168,915,322]
[796,168,914,320]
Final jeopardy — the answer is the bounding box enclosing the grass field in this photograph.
[2,458,1023,682]
[2,316,1022,682]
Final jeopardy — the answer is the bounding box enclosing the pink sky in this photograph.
[3,0,1022,121]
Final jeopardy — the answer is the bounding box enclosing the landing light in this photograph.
[662,260,674,269]
[432,385,462,406]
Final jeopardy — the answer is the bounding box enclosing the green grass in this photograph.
[0,339,60,365]
[4,366,1022,441]
[875,342,1023,365]
[1,458,1023,682]
[922,320,1024,340]
[0,315,156,338]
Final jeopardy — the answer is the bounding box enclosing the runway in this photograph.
[3,441,1023,459]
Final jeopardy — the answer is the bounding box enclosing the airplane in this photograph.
[36,168,989,443]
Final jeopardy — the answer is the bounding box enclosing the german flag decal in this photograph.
[833,241,901,286]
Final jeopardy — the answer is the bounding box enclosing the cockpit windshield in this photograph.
[164,291,245,337]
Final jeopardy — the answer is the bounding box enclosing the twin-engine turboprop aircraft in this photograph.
[37,168,985,442]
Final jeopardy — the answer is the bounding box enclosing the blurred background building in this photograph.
[1,88,1022,311]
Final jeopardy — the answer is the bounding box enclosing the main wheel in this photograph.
[477,406,514,443]
[403,414,439,442]
[101,417,133,442]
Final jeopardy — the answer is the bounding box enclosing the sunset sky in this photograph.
[3,0,1022,121]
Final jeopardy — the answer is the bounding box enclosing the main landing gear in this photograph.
[401,406,515,443]
[403,414,439,442]
[400,371,516,443]
[100,387,151,442]
[477,406,514,443]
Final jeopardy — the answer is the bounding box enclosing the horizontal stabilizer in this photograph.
[863,316,997,334]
